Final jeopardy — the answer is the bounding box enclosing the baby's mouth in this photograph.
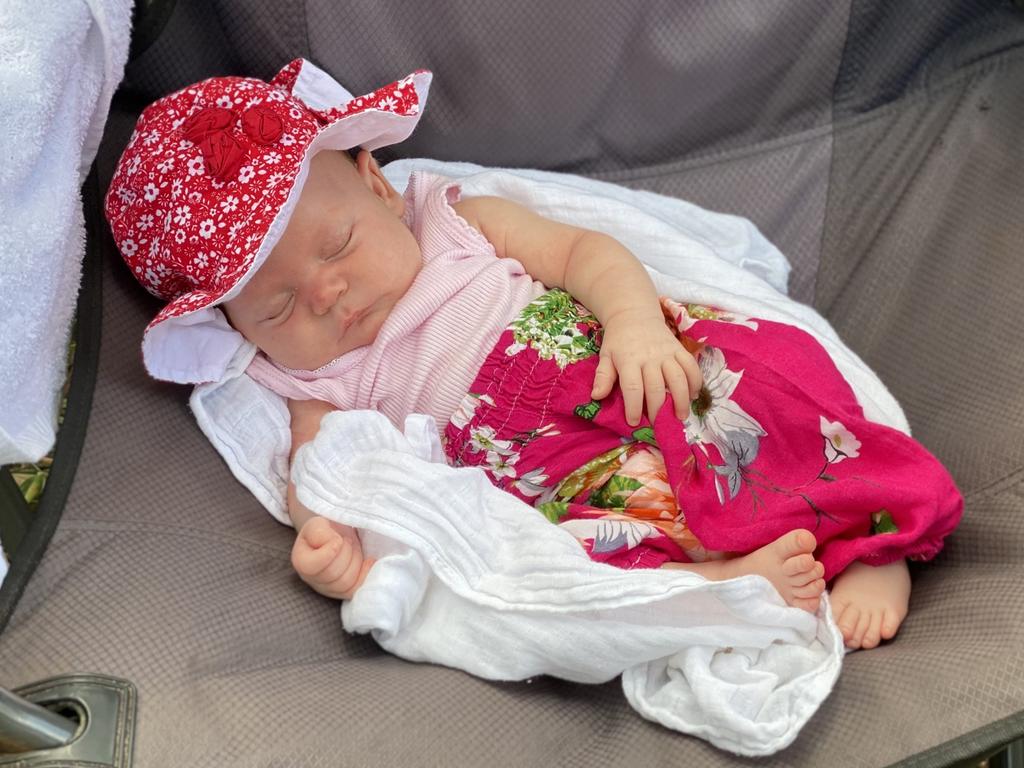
[341,308,365,332]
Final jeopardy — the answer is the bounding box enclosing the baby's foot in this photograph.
[721,529,827,612]
[829,559,911,650]
[665,529,826,611]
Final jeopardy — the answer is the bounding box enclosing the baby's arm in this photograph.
[287,398,373,600]
[453,196,703,425]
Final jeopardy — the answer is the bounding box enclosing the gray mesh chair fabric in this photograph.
[3,1,1024,765]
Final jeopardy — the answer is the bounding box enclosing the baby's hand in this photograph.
[291,516,374,600]
[592,309,703,426]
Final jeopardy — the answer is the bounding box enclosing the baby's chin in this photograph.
[280,330,385,372]
[266,343,349,372]
[262,304,390,371]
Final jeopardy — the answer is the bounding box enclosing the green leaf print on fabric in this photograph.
[663,297,759,333]
[549,443,633,502]
[538,501,571,524]
[632,427,657,446]
[505,289,600,369]
[589,475,644,509]
[574,400,601,420]
[872,509,899,535]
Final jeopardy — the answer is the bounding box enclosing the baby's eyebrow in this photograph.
[317,221,351,257]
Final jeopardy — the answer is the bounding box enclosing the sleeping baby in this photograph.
[104,59,963,651]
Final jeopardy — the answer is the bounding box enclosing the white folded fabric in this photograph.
[292,409,845,756]
[0,0,133,463]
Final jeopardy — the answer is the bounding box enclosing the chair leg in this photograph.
[990,738,1024,768]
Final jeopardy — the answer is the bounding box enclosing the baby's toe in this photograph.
[793,578,826,599]
[860,612,884,649]
[793,596,821,613]
[792,562,826,588]
[880,608,902,640]
[772,529,817,563]
[849,610,872,649]
[783,553,816,577]
[830,595,849,620]
[837,605,861,643]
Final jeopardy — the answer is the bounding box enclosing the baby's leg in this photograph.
[829,559,911,650]
[661,529,826,613]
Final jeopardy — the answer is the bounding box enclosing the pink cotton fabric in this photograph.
[245,171,546,431]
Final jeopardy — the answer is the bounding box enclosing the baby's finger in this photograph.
[305,536,354,581]
[643,363,667,424]
[591,355,617,399]
[292,532,342,578]
[662,360,691,419]
[330,546,366,594]
[676,349,703,399]
[618,364,644,426]
[300,516,334,548]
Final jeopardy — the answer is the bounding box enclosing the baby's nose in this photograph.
[310,273,347,315]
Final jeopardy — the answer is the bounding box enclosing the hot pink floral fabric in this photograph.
[443,290,964,579]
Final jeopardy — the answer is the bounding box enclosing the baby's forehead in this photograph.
[284,195,351,248]
[287,158,358,228]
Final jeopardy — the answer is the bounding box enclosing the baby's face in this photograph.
[224,150,422,370]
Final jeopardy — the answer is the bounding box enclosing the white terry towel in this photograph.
[0,0,133,464]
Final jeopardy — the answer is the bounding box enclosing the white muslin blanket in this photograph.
[295,409,845,757]
[192,161,911,755]
[0,0,133,464]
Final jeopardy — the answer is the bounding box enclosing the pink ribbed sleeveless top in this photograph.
[245,171,547,432]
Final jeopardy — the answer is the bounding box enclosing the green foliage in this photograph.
[3,336,75,512]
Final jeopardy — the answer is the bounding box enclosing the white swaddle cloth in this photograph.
[192,161,910,755]
[294,408,845,757]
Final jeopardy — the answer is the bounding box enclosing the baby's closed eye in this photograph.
[320,228,352,261]
[266,292,295,322]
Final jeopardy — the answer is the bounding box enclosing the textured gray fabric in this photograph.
[818,58,1024,493]
[119,0,851,296]
[599,130,833,304]
[124,0,848,297]
[834,0,1024,118]
[304,0,848,174]
[3,1,1024,766]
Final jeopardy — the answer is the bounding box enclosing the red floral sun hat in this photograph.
[104,58,431,383]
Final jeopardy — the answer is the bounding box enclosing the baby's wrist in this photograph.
[302,571,357,601]
[602,304,662,329]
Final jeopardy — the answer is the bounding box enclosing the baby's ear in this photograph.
[354,150,405,217]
